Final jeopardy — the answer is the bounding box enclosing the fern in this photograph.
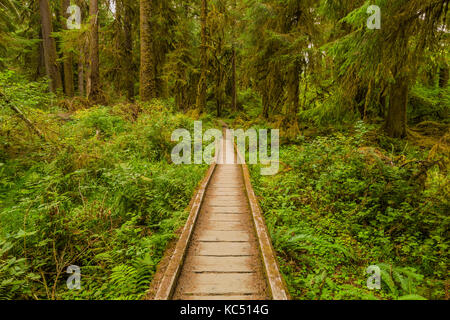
[378,263,425,299]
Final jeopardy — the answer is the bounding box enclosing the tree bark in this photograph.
[87,0,101,103]
[75,0,86,97]
[287,61,300,120]
[231,45,237,112]
[139,0,156,101]
[39,0,63,93]
[123,0,134,101]
[385,76,409,138]
[262,91,269,119]
[439,63,449,88]
[78,61,85,96]
[36,30,46,80]
[196,0,207,112]
[61,0,74,97]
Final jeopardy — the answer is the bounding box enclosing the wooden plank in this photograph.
[205,200,247,207]
[206,195,245,202]
[196,230,250,242]
[207,214,245,221]
[188,256,254,273]
[194,242,253,256]
[200,220,247,231]
[179,273,259,295]
[205,206,248,213]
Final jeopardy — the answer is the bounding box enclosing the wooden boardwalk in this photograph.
[154,129,288,300]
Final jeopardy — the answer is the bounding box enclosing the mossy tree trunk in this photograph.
[385,76,409,138]
[262,91,269,119]
[76,0,87,97]
[87,0,101,103]
[36,30,46,79]
[39,0,63,93]
[286,60,300,121]
[78,61,85,96]
[196,0,207,113]
[439,63,449,88]
[61,0,74,97]
[119,0,134,101]
[231,45,237,112]
[140,0,156,102]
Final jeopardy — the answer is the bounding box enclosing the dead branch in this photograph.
[0,90,46,140]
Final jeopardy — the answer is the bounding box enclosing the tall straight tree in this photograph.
[76,0,88,97]
[122,0,134,101]
[196,0,207,113]
[61,0,74,97]
[39,0,63,93]
[139,0,156,101]
[231,44,237,111]
[87,0,101,102]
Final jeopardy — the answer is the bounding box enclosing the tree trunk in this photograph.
[61,0,74,97]
[385,76,409,138]
[78,61,85,96]
[216,100,221,117]
[139,0,156,101]
[439,63,449,88]
[39,0,63,93]
[231,45,237,112]
[196,0,207,113]
[36,30,46,80]
[88,0,101,103]
[123,0,134,101]
[75,0,86,97]
[262,91,269,119]
[287,61,300,120]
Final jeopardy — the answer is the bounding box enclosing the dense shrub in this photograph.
[249,122,449,300]
[0,100,208,299]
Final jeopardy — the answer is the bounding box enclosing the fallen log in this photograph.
[0,90,46,140]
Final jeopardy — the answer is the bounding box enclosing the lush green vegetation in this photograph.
[248,121,448,300]
[1,0,448,300]
[0,72,209,299]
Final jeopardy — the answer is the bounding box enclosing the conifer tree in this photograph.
[139,0,156,101]
[39,0,63,93]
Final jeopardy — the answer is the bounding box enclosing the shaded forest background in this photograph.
[0,0,449,300]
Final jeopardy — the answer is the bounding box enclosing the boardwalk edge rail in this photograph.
[154,143,218,300]
[235,143,290,300]
[154,127,289,300]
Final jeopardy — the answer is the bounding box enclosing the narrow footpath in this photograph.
[172,131,269,299]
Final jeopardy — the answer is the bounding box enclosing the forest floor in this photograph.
[0,96,448,300]
[0,101,211,299]
[244,120,449,300]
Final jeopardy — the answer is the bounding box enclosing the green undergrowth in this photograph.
[0,93,209,299]
[248,121,449,300]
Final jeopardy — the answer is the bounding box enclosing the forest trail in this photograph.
[154,129,288,300]
[172,131,269,299]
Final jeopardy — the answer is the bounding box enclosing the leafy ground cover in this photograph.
[0,74,209,299]
[249,122,449,300]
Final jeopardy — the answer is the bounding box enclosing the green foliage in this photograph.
[73,107,127,138]
[0,100,208,300]
[408,84,450,123]
[249,122,449,300]
[0,0,448,302]
[0,70,55,110]
[0,232,39,300]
